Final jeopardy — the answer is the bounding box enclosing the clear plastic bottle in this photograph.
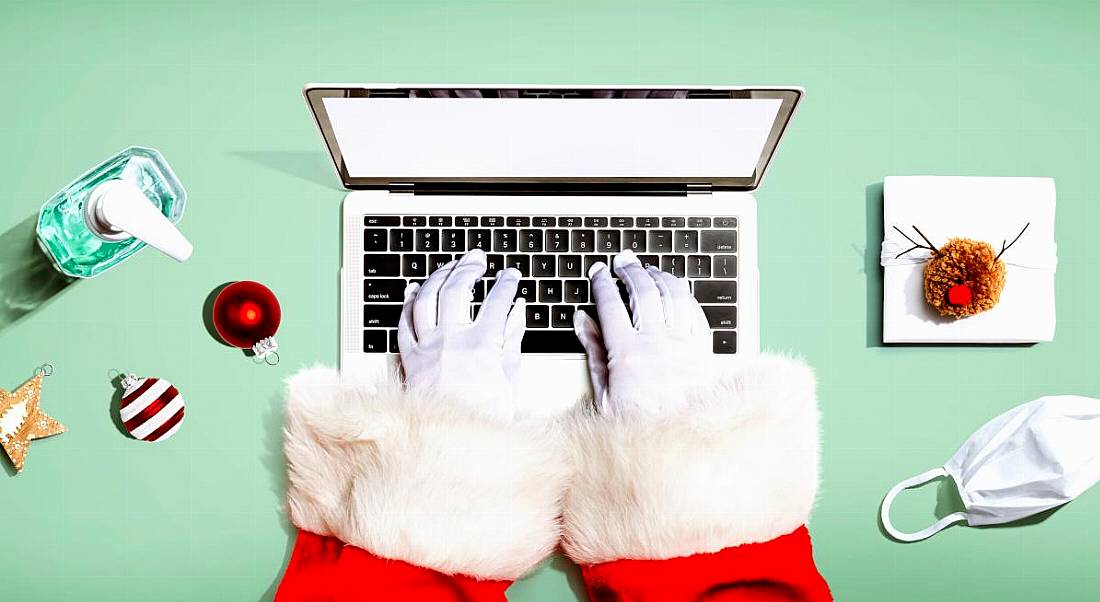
[36,146,191,278]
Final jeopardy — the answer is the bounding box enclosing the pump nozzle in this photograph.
[85,179,193,262]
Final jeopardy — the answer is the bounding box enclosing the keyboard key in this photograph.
[456,216,478,227]
[701,230,736,252]
[363,329,388,352]
[648,230,672,252]
[472,281,486,303]
[364,229,387,251]
[539,280,563,303]
[365,216,400,227]
[584,217,608,227]
[662,217,686,228]
[533,216,556,227]
[506,255,531,276]
[481,216,504,227]
[694,281,736,303]
[637,254,659,269]
[675,230,698,252]
[516,280,537,301]
[545,230,569,252]
[552,305,575,328]
[611,217,634,228]
[403,216,426,227]
[713,255,737,278]
[688,217,711,228]
[532,255,556,277]
[486,254,504,274]
[527,305,550,328]
[597,230,621,252]
[468,229,490,250]
[571,229,594,252]
[507,217,530,227]
[565,279,589,303]
[364,304,402,327]
[560,217,582,228]
[584,255,608,274]
[416,229,439,252]
[714,217,738,228]
[493,229,517,252]
[428,254,452,272]
[520,229,543,252]
[558,255,582,277]
[364,279,406,302]
[521,330,585,353]
[577,304,598,323]
[402,254,427,277]
[364,254,400,276]
[430,216,452,227]
[687,255,712,278]
[660,255,685,277]
[703,306,736,328]
[636,217,659,228]
[390,229,413,251]
[712,331,737,354]
[442,229,465,251]
[388,329,400,353]
[624,230,647,252]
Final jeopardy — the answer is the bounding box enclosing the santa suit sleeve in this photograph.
[562,354,833,602]
[274,367,570,601]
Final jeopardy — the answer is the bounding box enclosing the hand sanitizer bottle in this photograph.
[36,146,192,278]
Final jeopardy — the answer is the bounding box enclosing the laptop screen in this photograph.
[306,87,801,190]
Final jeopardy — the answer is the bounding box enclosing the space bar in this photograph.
[521,331,585,354]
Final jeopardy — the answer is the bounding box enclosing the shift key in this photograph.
[364,304,402,327]
[364,279,406,302]
[694,281,736,303]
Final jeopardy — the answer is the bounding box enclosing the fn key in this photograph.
[363,330,388,353]
[712,331,736,354]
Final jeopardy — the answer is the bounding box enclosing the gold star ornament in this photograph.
[0,372,65,473]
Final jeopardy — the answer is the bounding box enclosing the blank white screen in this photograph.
[324,97,782,179]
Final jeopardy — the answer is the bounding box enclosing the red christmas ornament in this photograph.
[212,281,282,365]
[947,284,972,307]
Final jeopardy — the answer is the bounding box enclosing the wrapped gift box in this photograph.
[880,176,1057,344]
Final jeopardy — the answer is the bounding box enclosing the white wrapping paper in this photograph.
[881,176,1056,344]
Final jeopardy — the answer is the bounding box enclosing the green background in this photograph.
[1,1,1097,599]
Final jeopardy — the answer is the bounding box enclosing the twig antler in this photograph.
[893,225,940,259]
[993,222,1030,262]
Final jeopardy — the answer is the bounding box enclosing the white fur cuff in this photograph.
[562,354,820,564]
[283,367,569,581]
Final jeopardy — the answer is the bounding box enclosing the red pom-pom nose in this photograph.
[948,284,972,306]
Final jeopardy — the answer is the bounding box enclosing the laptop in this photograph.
[304,85,801,416]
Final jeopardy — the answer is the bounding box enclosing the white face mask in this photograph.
[881,395,1100,542]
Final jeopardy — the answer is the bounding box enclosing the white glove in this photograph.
[398,249,527,419]
[573,250,715,416]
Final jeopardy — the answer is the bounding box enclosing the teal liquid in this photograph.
[36,147,185,278]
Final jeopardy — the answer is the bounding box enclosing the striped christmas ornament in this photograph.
[118,373,185,442]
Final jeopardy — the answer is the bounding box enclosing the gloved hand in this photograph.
[573,249,715,416]
[398,249,527,419]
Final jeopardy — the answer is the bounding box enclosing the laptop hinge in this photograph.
[384,182,698,196]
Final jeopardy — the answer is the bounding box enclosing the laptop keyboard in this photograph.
[361,215,737,354]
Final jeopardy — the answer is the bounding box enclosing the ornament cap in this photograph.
[120,372,141,391]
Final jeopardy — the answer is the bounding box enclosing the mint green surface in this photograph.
[1,1,1097,600]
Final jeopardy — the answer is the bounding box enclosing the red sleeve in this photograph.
[562,356,831,602]
[275,368,568,601]
[579,527,831,602]
[275,530,510,602]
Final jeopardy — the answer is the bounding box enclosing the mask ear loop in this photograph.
[880,466,968,542]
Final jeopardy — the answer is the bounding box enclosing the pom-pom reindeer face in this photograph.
[893,224,1029,319]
